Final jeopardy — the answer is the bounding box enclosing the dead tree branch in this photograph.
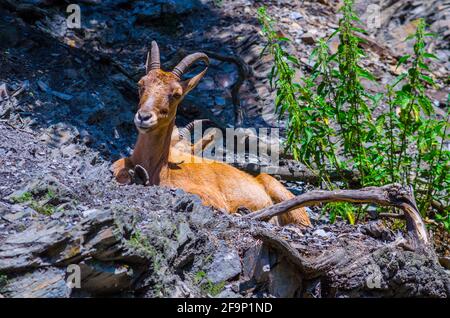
[245,183,430,249]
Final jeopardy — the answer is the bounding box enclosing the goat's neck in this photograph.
[131,120,174,185]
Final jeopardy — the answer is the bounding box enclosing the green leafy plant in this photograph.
[29,202,55,216]
[258,0,449,229]
[128,229,162,271]
[201,280,226,296]
[11,191,32,203]
[193,271,225,296]
[11,190,56,215]
[194,270,207,285]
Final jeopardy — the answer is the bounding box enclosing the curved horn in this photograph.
[178,119,210,140]
[172,52,209,79]
[146,41,160,73]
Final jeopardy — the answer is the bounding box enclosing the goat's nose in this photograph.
[137,111,153,122]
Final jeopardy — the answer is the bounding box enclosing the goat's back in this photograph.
[163,149,274,212]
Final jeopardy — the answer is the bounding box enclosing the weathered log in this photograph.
[251,225,449,297]
[232,161,358,185]
[245,184,429,249]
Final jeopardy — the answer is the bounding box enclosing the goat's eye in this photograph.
[160,109,169,116]
[172,92,182,99]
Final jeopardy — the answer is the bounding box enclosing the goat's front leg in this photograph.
[111,157,134,184]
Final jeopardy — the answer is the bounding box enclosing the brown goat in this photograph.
[112,42,310,227]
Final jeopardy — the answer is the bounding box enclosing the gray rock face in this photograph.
[0,178,449,297]
[207,244,242,284]
[5,268,70,298]
[134,0,206,23]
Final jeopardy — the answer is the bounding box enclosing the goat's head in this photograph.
[135,41,209,134]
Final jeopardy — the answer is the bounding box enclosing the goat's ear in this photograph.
[180,68,207,95]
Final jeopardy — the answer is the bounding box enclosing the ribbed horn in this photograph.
[178,119,210,140]
[146,41,160,73]
[172,52,209,79]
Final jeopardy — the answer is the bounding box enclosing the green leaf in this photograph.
[351,27,367,34]
[396,54,410,69]
[328,53,338,62]
[357,67,376,81]
[423,52,439,60]
[417,95,433,116]
[391,73,407,87]
[327,29,339,40]
[304,127,314,144]
[371,92,384,105]
[346,210,355,225]
[420,74,435,85]
[278,37,291,42]
[287,55,300,65]
[418,61,430,71]
[404,34,415,41]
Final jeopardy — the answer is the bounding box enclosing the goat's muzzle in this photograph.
[134,111,157,133]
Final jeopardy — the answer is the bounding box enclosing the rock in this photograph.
[60,143,82,158]
[63,69,78,80]
[82,208,102,218]
[176,221,194,247]
[290,11,303,20]
[360,221,395,241]
[0,24,22,48]
[215,289,242,298]
[242,242,273,283]
[268,259,302,297]
[5,175,77,206]
[0,202,10,216]
[80,130,93,146]
[207,245,241,284]
[189,202,215,228]
[312,228,330,238]
[134,0,206,23]
[39,123,79,147]
[300,33,316,45]
[214,96,226,106]
[37,80,73,101]
[76,260,141,295]
[1,208,33,223]
[242,240,303,297]
[3,268,70,298]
